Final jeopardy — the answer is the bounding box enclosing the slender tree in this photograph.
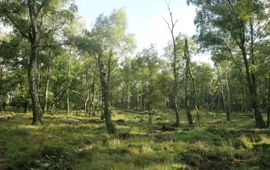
[164,5,180,126]
[0,0,75,124]
[188,0,269,128]
[183,38,196,125]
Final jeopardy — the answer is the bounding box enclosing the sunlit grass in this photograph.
[0,110,269,169]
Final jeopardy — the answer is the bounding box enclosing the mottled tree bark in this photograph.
[84,68,90,115]
[43,65,50,113]
[184,38,193,126]
[240,45,265,128]
[66,54,71,115]
[98,53,115,134]
[164,6,180,126]
[230,19,266,128]
[267,72,270,128]
[28,44,43,125]
[90,68,97,116]
[28,0,43,125]
[224,65,231,121]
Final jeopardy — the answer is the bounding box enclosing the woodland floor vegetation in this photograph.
[0,0,270,169]
[0,110,270,170]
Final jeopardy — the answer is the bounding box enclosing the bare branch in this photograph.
[5,12,30,39]
[163,16,172,32]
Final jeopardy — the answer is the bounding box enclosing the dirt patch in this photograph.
[117,133,149,139]
[178,152,232,170]
[151,131,172,142]
[14,146,74,170]
[82,119,103,124]
[0,114,13,121]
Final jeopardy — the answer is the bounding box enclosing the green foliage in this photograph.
[1,2,270,169]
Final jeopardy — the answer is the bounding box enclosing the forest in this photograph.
[0,0,270,169]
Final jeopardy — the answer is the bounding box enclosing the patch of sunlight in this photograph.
[108,138,123,149]
[259,135,270,144]
[18,124,43,130]
[239,135,253,149]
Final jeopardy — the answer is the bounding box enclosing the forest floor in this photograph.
[0,110,270,170]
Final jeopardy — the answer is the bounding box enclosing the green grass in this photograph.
[0,110,270,170]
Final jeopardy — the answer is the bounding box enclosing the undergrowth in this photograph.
[0,111,269,170]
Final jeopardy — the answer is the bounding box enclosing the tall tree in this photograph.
[183,38,195,125]
[188,0,270,128]
[72,9,134,134]
[164,5,180,126]
[0,0,75,124]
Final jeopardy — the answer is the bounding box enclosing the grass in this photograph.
[0,110,270,170]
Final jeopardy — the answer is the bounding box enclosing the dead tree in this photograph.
[164,5,180,127]
[183,38,199,125]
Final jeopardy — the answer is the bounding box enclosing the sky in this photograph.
[76,0,212,64]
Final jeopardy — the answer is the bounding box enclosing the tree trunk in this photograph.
[185,60,193,125]
[28,0,43,125]
[84,94,90,115]
[66,89,70,114]
[126,85,130,110]
[240,46,265,128]
[0,66,3,111]
[216,64,226,111]
[28,45,43,125]
[184,38,193,126]
[107,49,113,105]
[267,72,270,128]
[185,75,192,125]
[23,101,28,113]
[98,53,115,134]
[66,54,71,115]
[174,83,180,127]
[225,64,231,121]
[232,19,265,128]
[44,65,50,113]
[164,6,180,126]
[136,94,139,110]
[240,79,247,112]
[84,68,90,116]
[90,68,97,116]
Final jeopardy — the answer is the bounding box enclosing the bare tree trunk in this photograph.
[191,73,199,123]
[98,53,115,134]
[136,94,139,110]
[84,93,90,115]
[66,54,71,115]
[44,65,50,113]
[84,68,90,116]
[164,5,180,126]
[126,85,130,110]
[185,70,192,125]
[267,72,270,128]
[28,0,43,125]
[0,66,3,111]
[29,44,43,125]
[240,79,247,112]
[141,95,143,111]
[184,38,193,125]
[216,64,225,111]
[240,46,265,128]
[66,89,70,114]
[90,68,97,116]
[107,49,113,106]
[232,20,265,128]
[224,64,231,121]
